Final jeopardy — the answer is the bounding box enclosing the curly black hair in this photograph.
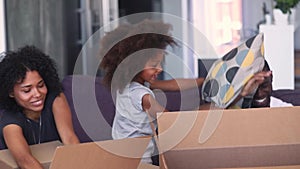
[0,45,62,112]
[99,19,177,91]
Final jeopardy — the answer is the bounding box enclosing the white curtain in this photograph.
[192,0,242,57]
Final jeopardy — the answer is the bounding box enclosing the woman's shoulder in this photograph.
[0,111,24,130]
[43,91,63,115]
[45,91,61,105]
[47,90,61,99]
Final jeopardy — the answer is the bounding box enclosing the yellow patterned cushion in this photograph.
[202,33,265,108]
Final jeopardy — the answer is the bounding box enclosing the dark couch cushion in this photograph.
[0,109,4,149]
[62,75,203,143]
[0,74,298,147]
[154,87,203,111]
[61,75,299,144]
[272,89,300,106]
[62,75,115,143]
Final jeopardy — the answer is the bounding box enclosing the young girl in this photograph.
[100,19,271,164]
[0,46,79,169]
[100,20,180,164]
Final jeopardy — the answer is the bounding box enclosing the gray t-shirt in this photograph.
[112,82,157,164]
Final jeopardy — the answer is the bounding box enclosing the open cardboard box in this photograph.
[157,106,300,169]
[0,137,151,169]
[218,165,300,169]
[0,141,62,169]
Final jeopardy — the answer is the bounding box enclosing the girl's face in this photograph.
[10,70,48,114]
[135,53,164,84]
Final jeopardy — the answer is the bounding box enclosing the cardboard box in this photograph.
[0,141,62,169]
[157,106,300,169]
[0,137,151,169]
[219,165,300,169]
[138,163,159,169]
[49,137,150,169]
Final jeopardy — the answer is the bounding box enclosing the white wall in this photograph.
[161,0,193,78]
[242,0,272,33]
[242,0,300,50]
[293,4,300,50]
[160,0,300,80]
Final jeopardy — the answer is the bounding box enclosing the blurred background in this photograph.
[0,0,299,88]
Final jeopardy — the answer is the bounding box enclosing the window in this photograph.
[192,0,242,57]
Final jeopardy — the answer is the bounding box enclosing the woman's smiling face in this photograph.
[10,70,48,114]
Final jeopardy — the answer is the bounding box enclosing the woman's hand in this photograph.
[228,71,272,108]
[240,71,272,97]
[3,125,43,169]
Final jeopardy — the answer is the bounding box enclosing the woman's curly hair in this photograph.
[99,19,177,91]
[0,45,62,112]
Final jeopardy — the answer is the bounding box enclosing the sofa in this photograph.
[61,75,300,143]
[61,75,204,143]
[1,75,300,149]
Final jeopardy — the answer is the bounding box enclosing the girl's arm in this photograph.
[142,94,168,118]
[150,78,205,91]
[52,93,80,145]
[3,125,43,169]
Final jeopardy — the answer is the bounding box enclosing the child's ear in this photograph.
[9,93,14,98]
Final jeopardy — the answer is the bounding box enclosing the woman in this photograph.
[0,46,79,169]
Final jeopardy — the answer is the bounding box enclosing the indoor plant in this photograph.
[274,0,300,14]
[273,0,300,24]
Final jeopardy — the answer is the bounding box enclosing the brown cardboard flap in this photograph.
[0,160,13,169]
[138,163,159,169]
[219,165,300,169]
[163,143,300,169]
[0,141,62,169]
[157,106,300,169]
[50,137,151,169]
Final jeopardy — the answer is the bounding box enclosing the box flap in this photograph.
[50,137,151,169]
[219,165,300,169]
[157,106,300,169]
[138,163,159,169]
[0,141,62,169]
[158,107,300,149]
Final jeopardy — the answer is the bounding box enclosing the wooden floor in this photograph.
[295,50,300,89]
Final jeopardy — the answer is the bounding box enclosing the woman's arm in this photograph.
[240,71,272,97]
[3,125,43,169]
[150,78,205,91]
[52,93,79,145]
